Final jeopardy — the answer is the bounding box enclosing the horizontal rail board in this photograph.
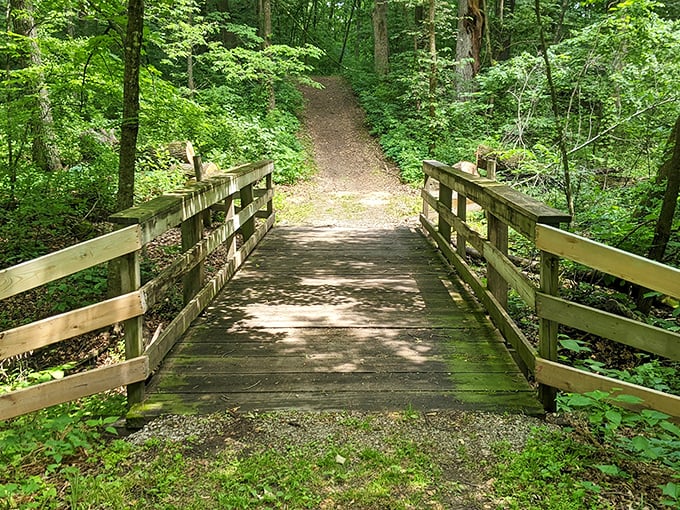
[537,293,680,361]
[142,188,274,308]
[421,214,537,372]
[424,191,537,308]
[0,357,149,421]
[0,225,141,300]
[0,291,146,361]
[424,161,569,239]
[110,161,273,243]
[535,358,680,417]
[145,214,275,371]
[535,224,680,299]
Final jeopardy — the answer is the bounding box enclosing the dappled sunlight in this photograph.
[143,226,540,416]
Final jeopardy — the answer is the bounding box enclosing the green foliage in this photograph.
[493,429,597,509]
[0,394,125,506]
[558,390,680,473]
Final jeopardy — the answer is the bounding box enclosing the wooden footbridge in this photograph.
[2,159,679,425]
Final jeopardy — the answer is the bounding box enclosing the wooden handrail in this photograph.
[0,160,275,421]
[422,158,680,417]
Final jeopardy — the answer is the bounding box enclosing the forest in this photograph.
[1,0,680,507]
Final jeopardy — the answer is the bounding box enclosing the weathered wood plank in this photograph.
[537,293,680,361]
[0,225,141,300]
[423,161,570,239]
[0,291,146,361]
[132,225,541,422]
[535,358,680,418]
[127,390,543,425]
[535,224,680,299]
[0,357,149,421]
[150,371,533,394]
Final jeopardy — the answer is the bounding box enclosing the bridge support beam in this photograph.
[539,250,560,411]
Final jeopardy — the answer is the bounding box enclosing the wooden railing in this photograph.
[421,159,680,416]
[0,160,274,420]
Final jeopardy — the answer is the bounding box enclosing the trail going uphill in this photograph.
[278,76,419,226]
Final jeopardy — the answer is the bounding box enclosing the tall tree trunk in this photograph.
[372,0,389,76]
[455,0,484,97]
[534,0,574,218]
[636,114,680,313]
[261,0,275,110]
[427,0,437,155]
[116,0,144,211]
[497,0,515,61]
[11,0,62,172]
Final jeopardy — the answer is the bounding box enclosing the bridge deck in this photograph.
[130,226,543,421]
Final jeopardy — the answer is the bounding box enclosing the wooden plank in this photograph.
[110,161,273,243]
[535,358,680,418]
[0,291,146,361]
[424,160,570,240]
[144,214,274,371]
[0,357,149,421]
[127,390,543,425]
[0,225,141,300]
[151,371,532,394]
[537,293,680,361]
[421,214,537,373]
[160,353,522,374]
[535,224,680,300]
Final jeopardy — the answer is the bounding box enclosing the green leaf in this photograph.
[564,394,594,407]
[612,393,644,404]
[661,482,679,498]
[595,464,623,476]
[660,421,680,438]
[604,409,622,427]
[559,339,591,353]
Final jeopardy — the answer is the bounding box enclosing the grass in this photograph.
[2,399,678,508]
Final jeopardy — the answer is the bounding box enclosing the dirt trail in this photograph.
[277,76,419,227]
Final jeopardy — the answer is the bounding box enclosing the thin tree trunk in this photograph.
[339,0,358,64]
[11,0,62,172]
[427,0,437,155]
[534,0,574,218]
[262,0,275,110]
[116,0,144,211]
[372,0,389,76]
[636,114,680,313]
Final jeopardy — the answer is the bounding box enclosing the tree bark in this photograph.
[427,0,437,155]
[116,0,144,211]
[11,0,62,172]
[636,114,680,313]
[455,0,484,97]
[372,0,389,76]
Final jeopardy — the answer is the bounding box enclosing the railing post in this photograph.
[181,210,204,305]
[240,181,255,241]
[266,171,274,218]
[193,154,212,228]
[439,183,453,245]
[224,190,237,259]
[119,250,144,405]
[422,172,437,222]
[539,249,560,411]
[456,192,467,258]
[487,214,509,309]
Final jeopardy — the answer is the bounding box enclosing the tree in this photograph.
[455,0,484,96]
[636,114,680,313]
[116,0,144,211]
[10,0,62,172]
[372,0,389,75]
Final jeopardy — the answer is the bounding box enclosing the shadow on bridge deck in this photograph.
[130,226,543,422]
